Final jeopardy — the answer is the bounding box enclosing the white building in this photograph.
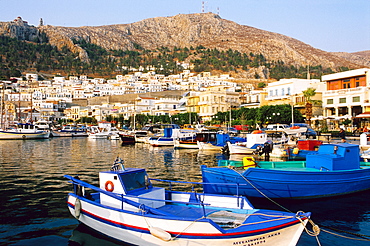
[321,68,370,119]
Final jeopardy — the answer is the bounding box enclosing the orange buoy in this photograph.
[252,130,263,134]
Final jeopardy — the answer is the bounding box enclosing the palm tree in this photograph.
[302,88,317,125]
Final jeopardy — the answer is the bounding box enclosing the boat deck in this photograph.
[159,203,217,218]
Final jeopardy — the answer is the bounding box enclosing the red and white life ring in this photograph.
[105,180,114,192]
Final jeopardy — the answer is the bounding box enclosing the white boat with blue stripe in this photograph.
[65,158,311,246]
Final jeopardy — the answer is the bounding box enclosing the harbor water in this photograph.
[0,137,369,246]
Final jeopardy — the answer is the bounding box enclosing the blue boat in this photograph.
[201,143,370,199]
[64,158,311,245]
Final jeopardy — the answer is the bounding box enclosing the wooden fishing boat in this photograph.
[0,123,50,140]
[65,158,311,246]
[51,125,88,137]
[202,143,370,199]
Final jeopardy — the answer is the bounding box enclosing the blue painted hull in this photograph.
[201,165,370,199]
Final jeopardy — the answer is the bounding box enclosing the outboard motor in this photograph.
[262,140,273,161]
[221,142,230,155]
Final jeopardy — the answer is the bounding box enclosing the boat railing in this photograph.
[65,175,214,217]
[149,178,204,192]
[149,178,253,198]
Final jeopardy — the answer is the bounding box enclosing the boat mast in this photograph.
[0,81,4,129]
[133,99,136,131]
[30,94,33,123]
[18,92,21,121]
[291,95,294,127]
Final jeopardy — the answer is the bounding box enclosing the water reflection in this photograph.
[0,138,369,246]
[69,224,130,246]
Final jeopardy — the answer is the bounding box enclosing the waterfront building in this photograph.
[263,78,325,121]
[198,86,240,122]
[322,68,370,118]
[185,91,200,115]
[152,97,183,116]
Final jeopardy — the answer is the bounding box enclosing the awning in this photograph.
[310,116,325,120]
[355,112,370,118]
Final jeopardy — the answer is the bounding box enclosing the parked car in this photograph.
[301,128,318,139]
[261,124,290,133]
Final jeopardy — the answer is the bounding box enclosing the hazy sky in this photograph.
[1,0,369,53]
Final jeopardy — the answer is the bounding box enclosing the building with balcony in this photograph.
[263,78,325,120]
[198,86,240,122]
[322,68,370,119]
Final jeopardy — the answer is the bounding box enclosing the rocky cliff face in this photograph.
[1,13,368,71]
[0,17,40,41]
[331,51,370,68]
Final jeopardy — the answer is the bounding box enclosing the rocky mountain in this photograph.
[331,50,370,68]
[1,13,369,72]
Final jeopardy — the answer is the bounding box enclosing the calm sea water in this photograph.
[0,138,369,246]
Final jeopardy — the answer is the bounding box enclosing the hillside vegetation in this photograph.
[1,13,368,80]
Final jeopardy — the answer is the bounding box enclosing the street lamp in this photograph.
[287,94,296,127]
[272,112,280,123]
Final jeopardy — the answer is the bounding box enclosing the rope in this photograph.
[236,213,296,226]
[320,226,370,241]
[230,167,370,243]
[171,217,205,240]
[295,211,321,237]
[231,168,322,245]
[230,168,293,213]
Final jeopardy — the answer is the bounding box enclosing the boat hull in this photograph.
[197,141,223,151]
[201,165,370,199]
[88,133,110,139]
[118,134,135,144]
[50,131,88,137]
[67,194,308,246]
[227,142,256,154]
[150,137,175,146]
[174,140,199,149]
[0,131,50,139]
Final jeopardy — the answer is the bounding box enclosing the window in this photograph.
[353,96,360,102]
[282,88,285,96]
[327,99,333,104]
[275,89,278,96]
[287,88,291,95]
[339,98,346,103]
[342,78,351,89]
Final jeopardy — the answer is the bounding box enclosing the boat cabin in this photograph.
[99,168,165,211]
[306,143,360,171]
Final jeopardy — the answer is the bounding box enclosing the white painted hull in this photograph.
[108,134,120,140]
[51,131,88,137]
[0,131,50,140]
[135,136,148,143]
[270,146,289,158]
[227,142,255,154]
[67,195,308,246]
[197,141,222,151]
[174,140,198,149]
[283,127,308,135]
[88,133,110,139]
[150,137,175,146]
